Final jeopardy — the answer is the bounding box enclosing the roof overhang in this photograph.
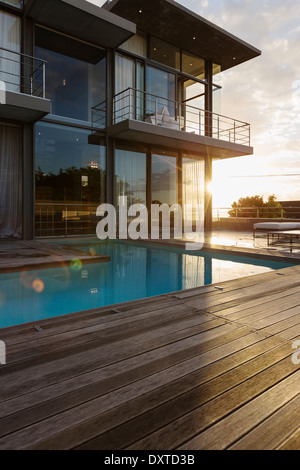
[0,90,50,123]
[25,0,136,50]
[104,0,261,71]
[102,119,253,159]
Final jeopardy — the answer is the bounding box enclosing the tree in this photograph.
[228,195,284,218]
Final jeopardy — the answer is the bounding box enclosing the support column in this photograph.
[205,60,213,137]
[106,48,114,206]
[146,150,152,234]
[23,123,34,240]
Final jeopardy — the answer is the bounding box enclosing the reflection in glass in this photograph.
[146,66,176,118]
[182,50,205,79]
[35,46,106,122]
[150,37,180,70]
[114,148,146,206]
[0,11,21,92]
[1,0,22,7]
[0,125,22,239]
[35,122,106,236]
[152,153,177,206]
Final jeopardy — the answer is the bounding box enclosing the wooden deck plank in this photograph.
[127,360,299,450]
[276,427,300,450]
[0,337,289,450]
[178,371,300,451]
[228,395,300,450]
[0,323,252,403]
[0,334,280,429]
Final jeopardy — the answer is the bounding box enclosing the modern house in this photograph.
[0,0,261,240]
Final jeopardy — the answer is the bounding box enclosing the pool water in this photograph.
[0,240,293,328]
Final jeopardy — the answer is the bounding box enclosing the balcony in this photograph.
[91,88,253,159]
[0,47,50,123]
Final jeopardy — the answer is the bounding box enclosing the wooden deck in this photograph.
[0,240,110,273]
[0,264,300,450]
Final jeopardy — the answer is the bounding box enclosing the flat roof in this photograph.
[25,0,136,50]
[103,0,261,71]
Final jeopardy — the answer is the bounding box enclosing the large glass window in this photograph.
[1,0,22,7]
[0,11,21,92]
[35,122,106,236]
[150,37,180,70]
[114,147,146,207]
[146,66,176,117]
[152,153,177,206]
[35,45,106,122]
[182,51,205,79]
[0,124,22,240]
[182,156,205,223]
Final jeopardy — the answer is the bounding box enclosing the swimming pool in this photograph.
[0,240,294,328]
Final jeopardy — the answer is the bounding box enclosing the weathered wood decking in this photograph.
[0,264,300,450]
[0,240,110,273]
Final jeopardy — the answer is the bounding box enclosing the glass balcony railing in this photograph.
[0,47,46,98]
[92,87,251,147]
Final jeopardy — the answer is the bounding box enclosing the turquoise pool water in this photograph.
[0,240,294,328]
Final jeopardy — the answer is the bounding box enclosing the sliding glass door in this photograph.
[0,124,22,239]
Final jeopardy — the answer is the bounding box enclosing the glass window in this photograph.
[0,11,21,92]
[152,153,177,206]
[35,122,106,236]
[0,124,22,240]
[114,147,146,207]
[150,37,180,70]
[1,0,22,7]
[182,156,205,223]
[35,46,106,122]
[146,66,176,117]
[182,51,205,79]
[119,33,147,58]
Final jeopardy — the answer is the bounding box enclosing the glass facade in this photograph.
[35,122,106,237]
[146,65,176,117]
[150,37,180,70]
[114,147,147,206]
[36,46,106,122]
[0,11,21,92]
[152,153,177,205]
[182,156,205,223]
[0,124,22,240]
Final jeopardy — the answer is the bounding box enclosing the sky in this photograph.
[176,0,300,207]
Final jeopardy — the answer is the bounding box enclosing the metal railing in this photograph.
[92,87,251,146]
[212,206,300,220]
[0,47,46,98]
[35,203,100,237]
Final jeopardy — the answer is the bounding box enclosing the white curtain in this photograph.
[0,125,22,239]
[0,11,21,92]
[182,158,205,223]
[114,54,135,122]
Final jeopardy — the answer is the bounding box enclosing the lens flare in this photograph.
[70,259,83,272]
[32,279,45,294]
